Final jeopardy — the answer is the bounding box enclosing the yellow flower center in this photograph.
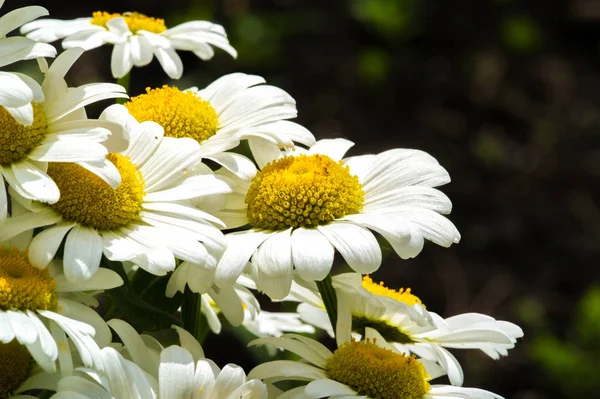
[246,154,364,230]
[91,11,167,34]
[47,154,145,231]
[326,340,430,399]
[0,340,31,398]
[362,276,424,307]
[0,248,57,311]
[0,103,47,166]
[125,86,219,144]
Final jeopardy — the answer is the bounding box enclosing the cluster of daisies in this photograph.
[0,2,522,399]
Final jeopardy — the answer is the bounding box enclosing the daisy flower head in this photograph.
[0,104,232,282]
[0,237,123,389]
[123,73,315,178]
[211,138,461,299]
[330,273,524,386]
[50,319,268,399]
[169,272,315,339]
[20,10,237,79]
[0,1,56,125]
[0,47,128,225]
[167,267,261,334]
[249,328,504,399]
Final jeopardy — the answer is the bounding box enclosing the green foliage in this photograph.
[103,257,184,331]
[358,48,391,84]
[352,0,416,38]
[500,14,541,53]
[523,286,600,398]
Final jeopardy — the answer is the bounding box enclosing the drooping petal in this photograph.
[318,222,382,274]
[63,225,103,282]
[254,229,293,300]
[291,228,334,281]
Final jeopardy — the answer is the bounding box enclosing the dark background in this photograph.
[8,0,600,398]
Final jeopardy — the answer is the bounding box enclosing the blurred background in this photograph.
[7,0,600,397]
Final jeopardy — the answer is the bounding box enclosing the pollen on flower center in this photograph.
[0,103,47,166]
[47,153,145,231]
[326,340,430,399]
[91,11,167,34]
[125,86,219,144]
[362,276,424,307]
[246,154,364,230]
[0,248,57,311]
[0,340,31,398]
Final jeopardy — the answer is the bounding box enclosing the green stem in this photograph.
[317,274,338,333]
[182,287,202,340]
[116,72,130,104]
[102,256,182,328]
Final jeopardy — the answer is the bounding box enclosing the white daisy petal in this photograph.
[61,28,114,51]
[0,70,33,108]
[308,138,354,161]
[291,228,334,281]
[55,267,122,292]
[0,6,49,37]
[248,360,327,381]
[0,172,7,224]
[63,225,103,282]
[26,311,57,363]
[77,158,122,189]
[254,229,293,300]
[212,364,247,398]
[3,103,34,126]
[28,138,109,161]
[8,310,38,345]
[58,299,111,348]
[107,319,156,377]
[209,284,245,327]
[342,213,425,259]
[111,41,133,79]
[204,152,257,180]
[28,222,76,268]
[129,35,154,66]
[0,207,61,241]
[0,312,16,342]
[305,379,358,398]
[11,160,60,204]
[215,230,274,288]
[173,325,205,361]
[318,223,381,274]
[154,47,183,79]
[159,346,195,399]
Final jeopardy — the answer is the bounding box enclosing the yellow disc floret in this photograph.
[0,248,57,311]
[327,339,430,399]
[125,86,219,143]
[0,103,47,165]
[47,154,145,231]
[362,276,424,307]
[246,154,364,230]
[91,11,167,34]
[0,340,31,398]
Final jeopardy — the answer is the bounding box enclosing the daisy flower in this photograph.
[0,104,231,282]
[211,138,461,299]
[0,47,128,224]
[169,272,314,339]
[20,10,237,79]
[167,269,261,334]
[123,73,315,178]
[50,319,268,399]
[0,1,56,125]
[0,237,123,387]
[326,273,524,386]
[249,327,504,399]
